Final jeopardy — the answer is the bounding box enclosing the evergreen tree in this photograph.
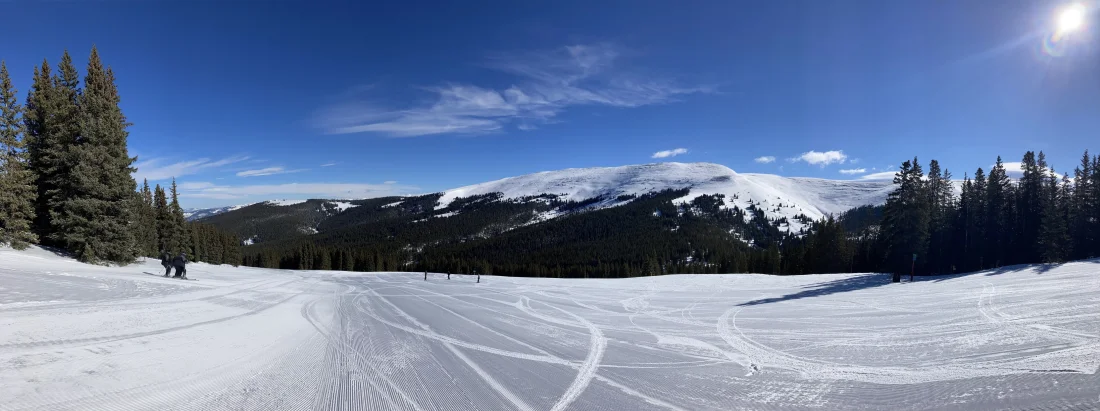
[23,61,60,238]
[154,184,171,252]
[169,178,189,256]
[1038,168,1070,263]
[136,179,158,256]
[1016,151,1043,263]
[0,61,38,248]
[925,160,954,274]
[44,51,83,245]
[880,158,930,276]
[1070,151,1094,259]
[985,157,1011,267]
[53,47,138,262]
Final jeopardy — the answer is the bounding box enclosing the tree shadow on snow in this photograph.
[737,273,893,307]
[927,258,1100,282]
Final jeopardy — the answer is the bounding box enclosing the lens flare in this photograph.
[1057,3,1087,34]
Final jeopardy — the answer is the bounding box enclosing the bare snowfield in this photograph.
[2,247,1099,410]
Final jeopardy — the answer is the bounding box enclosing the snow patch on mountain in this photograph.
[328,201,359,212]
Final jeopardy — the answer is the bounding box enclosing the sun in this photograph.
[1057,3,1087,34]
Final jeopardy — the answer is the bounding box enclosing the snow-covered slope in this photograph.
[439,162,895,230]
[183,203,255,221]
[3,246,1098,410]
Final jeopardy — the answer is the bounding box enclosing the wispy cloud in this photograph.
[383,180,398,185]
[178,181,418,201]
[236,167,308,177]
[861,171,897,180]
[790,150,847,166]
[652,148,688,159]
[133,155,250,181]
[320,162,337,167]
[839,168,867,175]
[316,43,712,137]
[754,156,776,164]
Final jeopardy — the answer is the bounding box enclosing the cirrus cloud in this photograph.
[839,168,867,175]
[316,43,713,137]
[236,167,309,177]
[754,156,776,164]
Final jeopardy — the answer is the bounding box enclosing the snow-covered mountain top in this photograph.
[183,203,255,221]
[438,162,895,230]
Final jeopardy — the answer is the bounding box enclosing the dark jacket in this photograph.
[160,252,171,265]
[172,254,188,268]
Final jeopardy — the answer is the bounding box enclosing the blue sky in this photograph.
[2,1,1098,208]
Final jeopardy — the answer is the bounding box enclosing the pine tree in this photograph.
[0,62,38,248]
[136,179,158,256]
[880,158,930,277]
[24,61,59,238]
[1038,168,1070,263]
[1070,151,1094,259]
[52,47,138,262]
[154,184,171,252]
[1016,151,1043,263]
[169,178,189,256]
[925,160,954,274]
[985,157,1011,267]
[45,51,84,246]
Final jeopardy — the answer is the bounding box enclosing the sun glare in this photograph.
[1057,3,1087,34]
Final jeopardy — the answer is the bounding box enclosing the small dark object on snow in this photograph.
[424,271,427,281]
[447,272,450,280]
[477,274,480,283]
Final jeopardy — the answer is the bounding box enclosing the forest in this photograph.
[0,49,240,264]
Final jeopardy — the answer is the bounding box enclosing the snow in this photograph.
[2,246,1098,410]
[183,203,254,221]
[266,199,307,206]
[327,201,359,212]
[382,200,404,208]
[436,162,895,232]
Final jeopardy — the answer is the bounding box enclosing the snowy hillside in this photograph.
[183,203,254,221]
[2,246,1097,410]
[439,162,895,231]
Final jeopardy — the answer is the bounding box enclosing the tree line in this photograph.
[787,151,1100,277]
[0,49,240,265]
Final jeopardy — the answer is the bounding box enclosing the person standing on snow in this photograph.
[160,250,172,277]
[172,252,188,279]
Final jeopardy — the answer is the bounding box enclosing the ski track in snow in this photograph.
[2,247,1100,410]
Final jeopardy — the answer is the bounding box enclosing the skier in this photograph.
[160,250,172,277]
[172,252,188,279]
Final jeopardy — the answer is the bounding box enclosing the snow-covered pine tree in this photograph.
[0,61,38,249]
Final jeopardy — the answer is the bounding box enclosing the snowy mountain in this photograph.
[438,162,895,232]
[187,162,897,248]
[183,203,255,221]
[185,199,360,221]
